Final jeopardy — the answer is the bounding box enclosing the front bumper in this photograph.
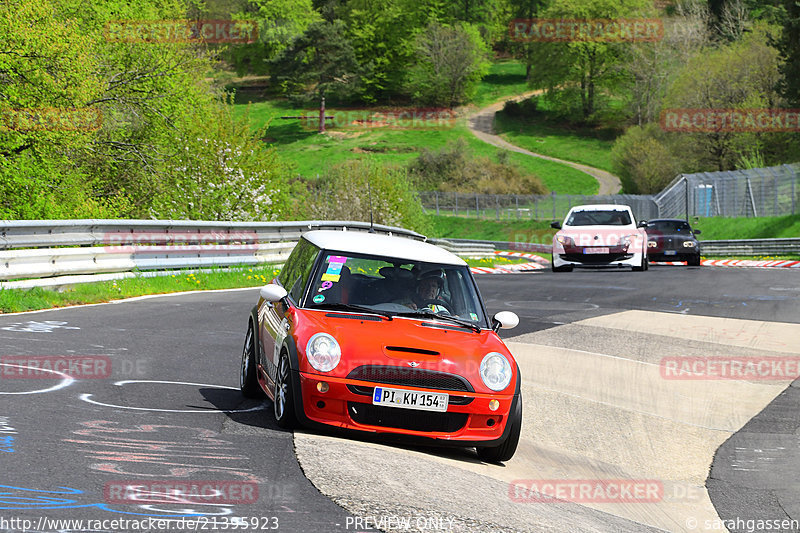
[293,371,516,443]
[553,248,642,268]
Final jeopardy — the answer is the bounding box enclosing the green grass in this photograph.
[471,60,532,108]
[231,62,598,195]
[0,266,280,313]
[233,99,597,194]
[494,110,618,174]
[690,214,800,240]
[429,215,556,244]
[428,213,800,243]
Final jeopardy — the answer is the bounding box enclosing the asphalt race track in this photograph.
[0,264,798,533]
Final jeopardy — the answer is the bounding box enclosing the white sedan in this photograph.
[550,204,649,272]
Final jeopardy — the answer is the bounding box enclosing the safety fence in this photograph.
[419,163,799,221]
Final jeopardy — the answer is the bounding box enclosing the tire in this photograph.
[632,253,648,271]
[476,395,522,463]
[273,351,297,429]
[688,254,701,267]
[551,263,573,272]
[240,321,264,398]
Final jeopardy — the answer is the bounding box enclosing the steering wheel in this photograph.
[421,299,452,314]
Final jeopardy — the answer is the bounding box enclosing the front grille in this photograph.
[346,384,473,405]
[561,253,633,264]
[348,402,468,432]
[347,365,472,392]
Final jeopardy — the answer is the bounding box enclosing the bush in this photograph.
[407,139,547,195]
[502,96,538,118]
[306,159,431,234]
[611,124,682,193]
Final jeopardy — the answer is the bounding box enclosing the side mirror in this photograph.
[637,220,648,228]
[550,221,562,229]
[260,284,288,302]
[693,229,702,235]
[492,311,519,332]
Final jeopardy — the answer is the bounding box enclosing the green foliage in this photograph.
[148,101,301,221]
[611,124,681,193]
[270,19,361,103]
[407,139,548,194]
[307,159,431,234]
[527,0,654,122]
[777,0,800,105]
[226,0,320,76]
[405,22,491,107]
[502,96,538,117]
[663,23,786,171]
[0,0,297,220]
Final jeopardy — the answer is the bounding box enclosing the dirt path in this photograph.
[467,91,622,195]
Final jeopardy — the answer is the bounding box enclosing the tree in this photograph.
[662,24,783,170]
[621,2,710,125]
[405,22,490,107]
[226,0,320,76]
[527,0,654,122]
[611,124,681,193]
[270,20,360,104]
[507,0,547,80]
[778,0,800,106]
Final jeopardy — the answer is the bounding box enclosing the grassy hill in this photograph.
[231,61,600,195]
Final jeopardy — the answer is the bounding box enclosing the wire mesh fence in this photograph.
[420,163,799,221]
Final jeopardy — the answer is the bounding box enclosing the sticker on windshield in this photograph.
[322,256,347,282]
[470,313,478,321]
[313,294,325,303]
[318,280,334,292]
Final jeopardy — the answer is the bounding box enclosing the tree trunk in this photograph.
[319,94,326,133]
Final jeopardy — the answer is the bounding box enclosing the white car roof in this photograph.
[568,204,633,212]
[303,230,466,266]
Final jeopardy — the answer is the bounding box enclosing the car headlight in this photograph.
[557,235,574,246]
[305,333,341,372]
[648,240,657,248]
[683,241,696,248]
[479,352,513,391]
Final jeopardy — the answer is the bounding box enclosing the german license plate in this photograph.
[664,250,677,256]
[584,247,609,254]
[372,387,448,412]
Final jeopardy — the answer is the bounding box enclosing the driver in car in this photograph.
[404,271,448,313]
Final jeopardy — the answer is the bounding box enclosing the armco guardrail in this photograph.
[0,220,429,287]
[698,238,800,256]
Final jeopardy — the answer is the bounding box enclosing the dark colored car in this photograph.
[645,219,702,266]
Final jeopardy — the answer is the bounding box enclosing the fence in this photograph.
[420,163,800,221]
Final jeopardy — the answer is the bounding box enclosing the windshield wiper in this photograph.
[396,308,481,332]
[310,302,393,320]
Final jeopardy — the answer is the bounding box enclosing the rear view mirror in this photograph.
[550,221,562,229]
[492,311,519,332]
[260,284,288,302]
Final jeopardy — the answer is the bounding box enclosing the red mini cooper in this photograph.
[240,230,522,462]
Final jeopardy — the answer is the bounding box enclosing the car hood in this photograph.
[291,308,513,390]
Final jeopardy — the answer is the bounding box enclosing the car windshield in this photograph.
[565,210,631,226]
[304,251,488,328]
[647,220,692,233]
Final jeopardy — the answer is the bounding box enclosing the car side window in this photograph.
[278,238,319,304]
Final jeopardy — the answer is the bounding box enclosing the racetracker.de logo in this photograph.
[509,479,663,503]
[660,356,800,380]
[102,230,259,254]
[0,108,102,132]
[300,108,457,130]
[509,18,664,42]
[0,356,111,379]
[103,20,258,43]
[104,480,258,505]
[660,109,800,133]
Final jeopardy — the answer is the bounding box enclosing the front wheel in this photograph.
[476,395,522,463]
[274,352,297,429]
[632,254,648,271]
[240,321,264,398]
